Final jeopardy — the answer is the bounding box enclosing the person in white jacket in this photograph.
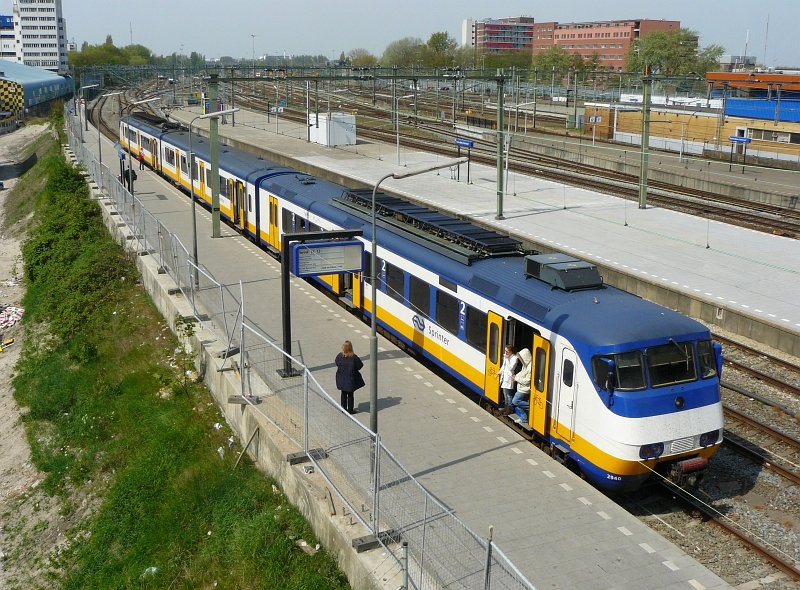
[497,344,522,410]
[511,348,532,423]
[498,345,520,413]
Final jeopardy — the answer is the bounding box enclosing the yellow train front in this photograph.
[121,113,724,492]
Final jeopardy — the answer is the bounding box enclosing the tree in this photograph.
[696,44,725,76]
[420,32,457,68]
[347,48,377,67]
[481,51,533,70]
[624,28,720,76]
[381,37,424,67]
[533,45,582,72]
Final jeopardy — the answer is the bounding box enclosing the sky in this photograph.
[4,0,799,67]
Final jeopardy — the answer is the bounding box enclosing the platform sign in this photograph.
[454,138,474,148]
[291,240,363,277]
[728,136,752,144]
[589,115,602,124]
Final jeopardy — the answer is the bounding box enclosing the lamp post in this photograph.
[79,83,98,142]
[187,107,239,287]
[369,158,467,434]
[122,97,159,196]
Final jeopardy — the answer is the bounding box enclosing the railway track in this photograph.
[239,82,800,238]
[662,481,800,582]
[722,403,800,485]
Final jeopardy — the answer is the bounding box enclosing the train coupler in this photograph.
[668,457,709,487]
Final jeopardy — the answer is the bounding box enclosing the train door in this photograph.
[268,195,279,248]
[198,162,206,202]
[150,138,158,169]
[483,311,503,405]
[531,334,551,435]
[352,269,362,310]
[553,347,577,442]
[233,180,246,231]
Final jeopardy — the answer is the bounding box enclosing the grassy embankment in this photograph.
[6,108,350,589]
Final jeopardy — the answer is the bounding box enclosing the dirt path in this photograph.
[0,124,68,588]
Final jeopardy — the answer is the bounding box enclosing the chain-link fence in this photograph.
[64,106,536,590]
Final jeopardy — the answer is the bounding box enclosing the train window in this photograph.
[180,155,188,175]
[697,340,717,379]
[438,276,458,293]
[205,170,211,186]
[408,275,430,317]
[562,359,574,387]
[488,324,500,364]
[647,342,696,387]
[219,177,229,197]
[248,194,253,213]
[614,351,646,390]
[191,159,199,181]
[385,262,404,303]
[534,347,547,392]
[164,147,175,166]
[465,307,487,351]
[435,290,459,334]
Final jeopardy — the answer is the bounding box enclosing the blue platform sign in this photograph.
[291,240,363,277]
[455,138,474,148]
[728,136,752,144]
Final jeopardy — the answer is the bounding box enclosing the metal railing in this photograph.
[64,106,535,590]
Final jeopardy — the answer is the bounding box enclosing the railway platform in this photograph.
[164,104,800,358]
[73,104,745,588]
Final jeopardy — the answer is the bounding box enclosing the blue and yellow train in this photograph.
[121,112,724,492]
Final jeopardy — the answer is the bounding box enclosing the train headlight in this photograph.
[699,429,721,447]
[639,442,664,460]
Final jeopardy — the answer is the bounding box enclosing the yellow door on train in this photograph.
[484,311,503,405]
[198,162,206,201]
[234,181,246,231]
[268,195,279,249]
[531,334,551,435]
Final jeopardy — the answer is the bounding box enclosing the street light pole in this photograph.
[369,158,467,434]
[186,107,239,287]
[79,83,98,142]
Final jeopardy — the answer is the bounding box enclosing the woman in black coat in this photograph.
[335,340,364,414]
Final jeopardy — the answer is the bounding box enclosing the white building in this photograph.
[10,0,68,74]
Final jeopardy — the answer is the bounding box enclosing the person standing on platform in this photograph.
[335,340,364,415]
[498,344,519,414]
[511,348,532,424]
[137,151,145,170]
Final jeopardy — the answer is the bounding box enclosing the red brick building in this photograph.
[466,17,680,71]
[546,19,680,70]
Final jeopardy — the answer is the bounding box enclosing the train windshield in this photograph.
[647,341,696,387]
[614,351,646,390]
[593,339,713,391]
